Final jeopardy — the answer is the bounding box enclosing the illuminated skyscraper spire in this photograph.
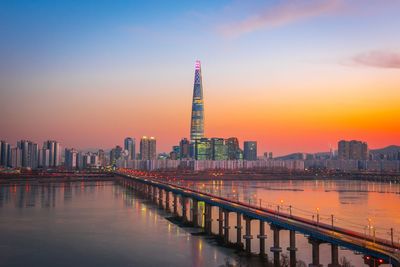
[190,60,205,141]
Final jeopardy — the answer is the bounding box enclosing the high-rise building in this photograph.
[211,138,227,160]
[226,137,241,160]
[338,140,368,160]
[10,147,22,168]
[98,149,106,166]
[16,140,38,169]
[43,140,61,167]
[195,138,211,160]
[38,148,50,168]
[243,141,257,161]
[140,136,156,160]
[179,138,190,159]
[110,145,123,164]
[124,137,136,160]
[65,148,78,169]
[0,141,10,167]
[190,60,205,142]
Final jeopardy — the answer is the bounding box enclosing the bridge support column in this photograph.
[182,197,188,223]
[328,244,340,267]
[146,185,151,198]
[235,212,243,248]
[270,225,282,267]
[223,210,230,245]
[205,203,212,235]
[287,230,297,267]
[173,194,178,216]
[165,191,170,212]
[218,207,224,237]
[308,238,323,267]
[152,186,157,203]
[158,188,163,208]
[257,220,267,257]
[243,216,253,255]
[192,199,199,227]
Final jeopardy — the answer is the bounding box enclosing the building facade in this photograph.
[243,141,257,161]
[140,136,156,160]
[190,60,205,141]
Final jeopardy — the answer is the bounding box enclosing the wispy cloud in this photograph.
[352,51,400,69]
[219,0,344,38]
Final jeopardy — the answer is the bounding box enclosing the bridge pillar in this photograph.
[287,230,297,267]
[243,216,253,254]
[270,224,282,267]
[257,220,267,258]
[182,197,188,223]
[308,238,323,267]
[235,212,243,248]
[146,185,151,198]
[192,199,199,227]
[218,207,224,237]
[165,191,170,212]
[173,193,178,216]
[223,210,230,245]
[327,244,340,267]
[204,203,212,235]
[158,188,163,208]
[152,186,157,203]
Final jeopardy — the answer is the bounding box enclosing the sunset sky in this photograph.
[1,0,399,155]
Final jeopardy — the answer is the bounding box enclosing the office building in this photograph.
[179,138,190,159]
[338,140,368,160]
[140,136,156,160]
[243,141,257,161]
[211,138,227,160]
[195,138,211,160]
[226,137,241,160]
[124,137,136,160]
[190,60,205,141]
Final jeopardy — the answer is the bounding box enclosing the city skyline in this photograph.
[1,1,399,155]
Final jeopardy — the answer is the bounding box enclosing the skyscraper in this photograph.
[226,137,241,160]
[211,138,227,160]
[243,141,257,161]
[0,141,10,167]
[190,60,205,141]
[140,136,156,160]
[124,137,136,160]
[43,140,61,167]
[338,140,368,160]
[194,138,211,160]
[179,138,190,159]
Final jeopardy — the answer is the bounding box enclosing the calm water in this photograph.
[0,181,237,267]
[1,179,399,267]
[176,179,400,266]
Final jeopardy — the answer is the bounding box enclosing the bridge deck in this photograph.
[117,172,400,266]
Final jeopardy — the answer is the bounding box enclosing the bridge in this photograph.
[116,170,400,267]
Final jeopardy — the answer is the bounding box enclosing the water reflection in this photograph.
[0,181,238,267]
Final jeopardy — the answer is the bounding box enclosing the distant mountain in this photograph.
[370,145,400,154]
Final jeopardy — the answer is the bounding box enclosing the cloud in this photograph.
[219,0,343,38]
[352,51,400,69]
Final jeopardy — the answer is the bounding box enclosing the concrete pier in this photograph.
[205,203,212,235]
[192,199,199,227]
[182,197,188,223]
[257,220,267,257]
[165,191,170,212]
[243,216,253,254]
[328,244,340,267]
[235,212,243,248]
[287,230,297,267]
[308,238,323,267]
[173,193,178,216]
[218,207,224,237]
[158,189,163,208]
[223,210,230,245]
[270,225,282,267]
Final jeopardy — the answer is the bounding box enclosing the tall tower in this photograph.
[190,60,205,141]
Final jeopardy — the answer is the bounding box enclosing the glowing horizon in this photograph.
[0,1,399,156]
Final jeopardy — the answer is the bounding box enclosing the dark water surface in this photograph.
[0,181,236,267]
